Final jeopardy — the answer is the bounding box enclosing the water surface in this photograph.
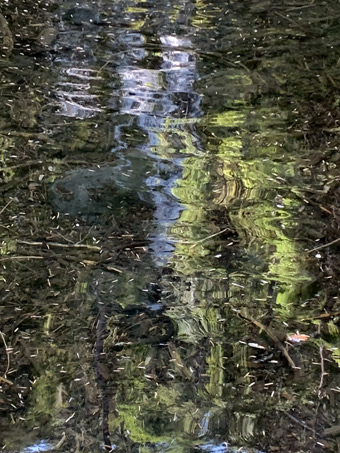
[1,0,340,451]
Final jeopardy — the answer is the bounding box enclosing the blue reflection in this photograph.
[198,411,211,437]
[21,441,53,452]
[197,442,266,453]
[198,442,229,452]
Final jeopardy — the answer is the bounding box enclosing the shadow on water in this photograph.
[2,0,340,451]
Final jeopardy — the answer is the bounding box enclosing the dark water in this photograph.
[1,0,340,451]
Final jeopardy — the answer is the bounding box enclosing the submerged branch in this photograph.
[234,310,298,369]
[282,410,315,434]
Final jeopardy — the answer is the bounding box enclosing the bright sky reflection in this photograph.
[21,441,53,453]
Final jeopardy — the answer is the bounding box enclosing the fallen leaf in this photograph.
[286,333,310,343]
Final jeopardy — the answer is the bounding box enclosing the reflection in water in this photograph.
[56,68,102,118]
[1,0,339,451]
[21,441,53,453]
[20,440,54,453]
[115,32,201,262]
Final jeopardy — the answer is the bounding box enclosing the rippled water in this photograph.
[1,0,340,451]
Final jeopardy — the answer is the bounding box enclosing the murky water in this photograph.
[1,0,340,451]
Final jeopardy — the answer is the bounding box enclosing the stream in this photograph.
[1,0,340,452]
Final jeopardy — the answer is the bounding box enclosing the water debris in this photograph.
[286,333,310,344]
[248,342,266,350]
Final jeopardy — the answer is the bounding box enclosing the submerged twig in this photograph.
[301,311,340,321]
[282,410,315,433]
[0,375,13,385]
[0,199,13,216]
[275,11,302,28]
[318,346,327,398]
[319,205,333,215]
[17,240,101,251]
[4,160,44,171]
[286,1,315,11]
[0,255,43,262]
[189,227,230,249]
[55,432,66,450]
[0,331,10,378]
[306,237,340,254]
